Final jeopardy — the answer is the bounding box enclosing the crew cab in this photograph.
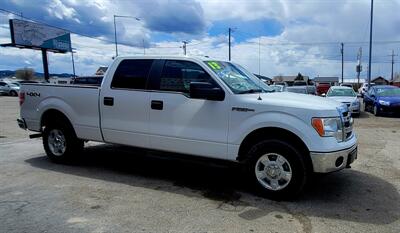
[18,56,358,199]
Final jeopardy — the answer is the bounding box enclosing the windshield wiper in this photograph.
[237,89,263,94]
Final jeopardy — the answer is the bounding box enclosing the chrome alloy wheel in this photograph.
[255,153,292,191]
[47,129,66,156]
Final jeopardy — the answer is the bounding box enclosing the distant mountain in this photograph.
[0,70,74,79]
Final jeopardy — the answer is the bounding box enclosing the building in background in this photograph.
[273,75,309,86]
[95,66,108,75]
[371,76,389,85]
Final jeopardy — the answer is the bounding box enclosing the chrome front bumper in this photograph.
[310,143,358,173]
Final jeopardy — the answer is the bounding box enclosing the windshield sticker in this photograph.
[207,61,222,70]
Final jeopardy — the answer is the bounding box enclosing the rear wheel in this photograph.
[246,140,308,200]
[43,121,83,163]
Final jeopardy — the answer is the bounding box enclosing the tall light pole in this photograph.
[367,0,374,90]
[113,15,141,58]
[182,41,189,55]
[341,42,344,83]
[71,48,76,78]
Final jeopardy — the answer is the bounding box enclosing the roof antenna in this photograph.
[257,36,262,101]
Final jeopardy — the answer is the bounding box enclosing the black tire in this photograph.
[9,90,17,96]
[245,139,308,200]
[43,121,83,163]
[373,105,380,116]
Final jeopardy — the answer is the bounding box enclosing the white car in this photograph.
[0,81,20,96]
[358,83,375,97]
[17,55,357,199]
[326,86,360,117]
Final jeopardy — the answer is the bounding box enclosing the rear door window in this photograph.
[111,59,153,90]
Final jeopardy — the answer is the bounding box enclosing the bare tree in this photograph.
[15,68,35,81]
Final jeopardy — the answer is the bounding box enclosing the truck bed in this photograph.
[20,83,103,141]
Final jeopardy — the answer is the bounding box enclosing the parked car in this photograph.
[269,84,286,92]
[73,76,103,86]
[363,85,400,116]
[358,83,375,97]
[325,86,360,117]
[285,86,308,94]
[340,83,353,88]
[18,56,357,199]
[292,81,316,95]
[316,83,331,96]
[273,81,288,87]
[0,81,20,96]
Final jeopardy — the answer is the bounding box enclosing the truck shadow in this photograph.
[25,143,400,225]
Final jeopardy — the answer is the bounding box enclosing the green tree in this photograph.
[295,72,304,81]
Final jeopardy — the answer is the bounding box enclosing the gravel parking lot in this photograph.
[0,96,399,233]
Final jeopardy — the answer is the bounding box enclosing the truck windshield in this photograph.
[204,61,273,94]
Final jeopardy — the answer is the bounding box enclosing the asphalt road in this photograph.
[0,96,399,233]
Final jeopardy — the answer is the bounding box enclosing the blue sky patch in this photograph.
[208,18,284,42]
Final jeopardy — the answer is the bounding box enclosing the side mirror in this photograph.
[321,93,326,97]
[189,82,225,101]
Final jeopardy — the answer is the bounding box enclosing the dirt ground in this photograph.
[0,96,399,233]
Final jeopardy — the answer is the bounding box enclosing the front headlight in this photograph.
[352,101,360,106]
[378,100,390,106]
[312,117,343,142]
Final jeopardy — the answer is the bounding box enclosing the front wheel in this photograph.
[43,122,83,163]
[9,90,17,96]
[246,140,308,200]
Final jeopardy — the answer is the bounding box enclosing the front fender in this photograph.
[229,111,317,151]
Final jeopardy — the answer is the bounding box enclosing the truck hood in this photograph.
[242,92,344,112]
[327,96,357,103]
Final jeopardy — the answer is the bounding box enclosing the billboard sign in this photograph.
[9,19,71,52]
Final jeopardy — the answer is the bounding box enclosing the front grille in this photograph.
[341,111,353,140]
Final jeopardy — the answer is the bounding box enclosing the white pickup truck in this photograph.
[18,56,357,199]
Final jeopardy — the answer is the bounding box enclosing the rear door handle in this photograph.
[104,97,114,106]
[151,100,163,110]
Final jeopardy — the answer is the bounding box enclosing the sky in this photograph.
[0,0,399,80]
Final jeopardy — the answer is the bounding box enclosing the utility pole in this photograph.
[341,42,344,84]
[356,47,362,88]
[228,28,232,61]
[390,50,398,81]
[142,39,146,55]
[367,0,374,90]
[71,48,76,78]
[182,41,188,55]
[113,15,118,58]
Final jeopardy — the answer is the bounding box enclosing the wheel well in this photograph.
[237,127,313,170]
[41,109,73,131]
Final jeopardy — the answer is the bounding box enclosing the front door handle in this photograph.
[104,97,114,106]
[151,100,163,110]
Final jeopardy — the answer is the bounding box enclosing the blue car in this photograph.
[363,85,400,116]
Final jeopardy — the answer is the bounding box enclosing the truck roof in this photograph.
[113,55,228,63]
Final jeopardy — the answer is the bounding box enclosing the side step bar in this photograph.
[29,133,42,139]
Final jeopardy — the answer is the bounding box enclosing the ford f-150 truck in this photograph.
[17,56,357,199]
